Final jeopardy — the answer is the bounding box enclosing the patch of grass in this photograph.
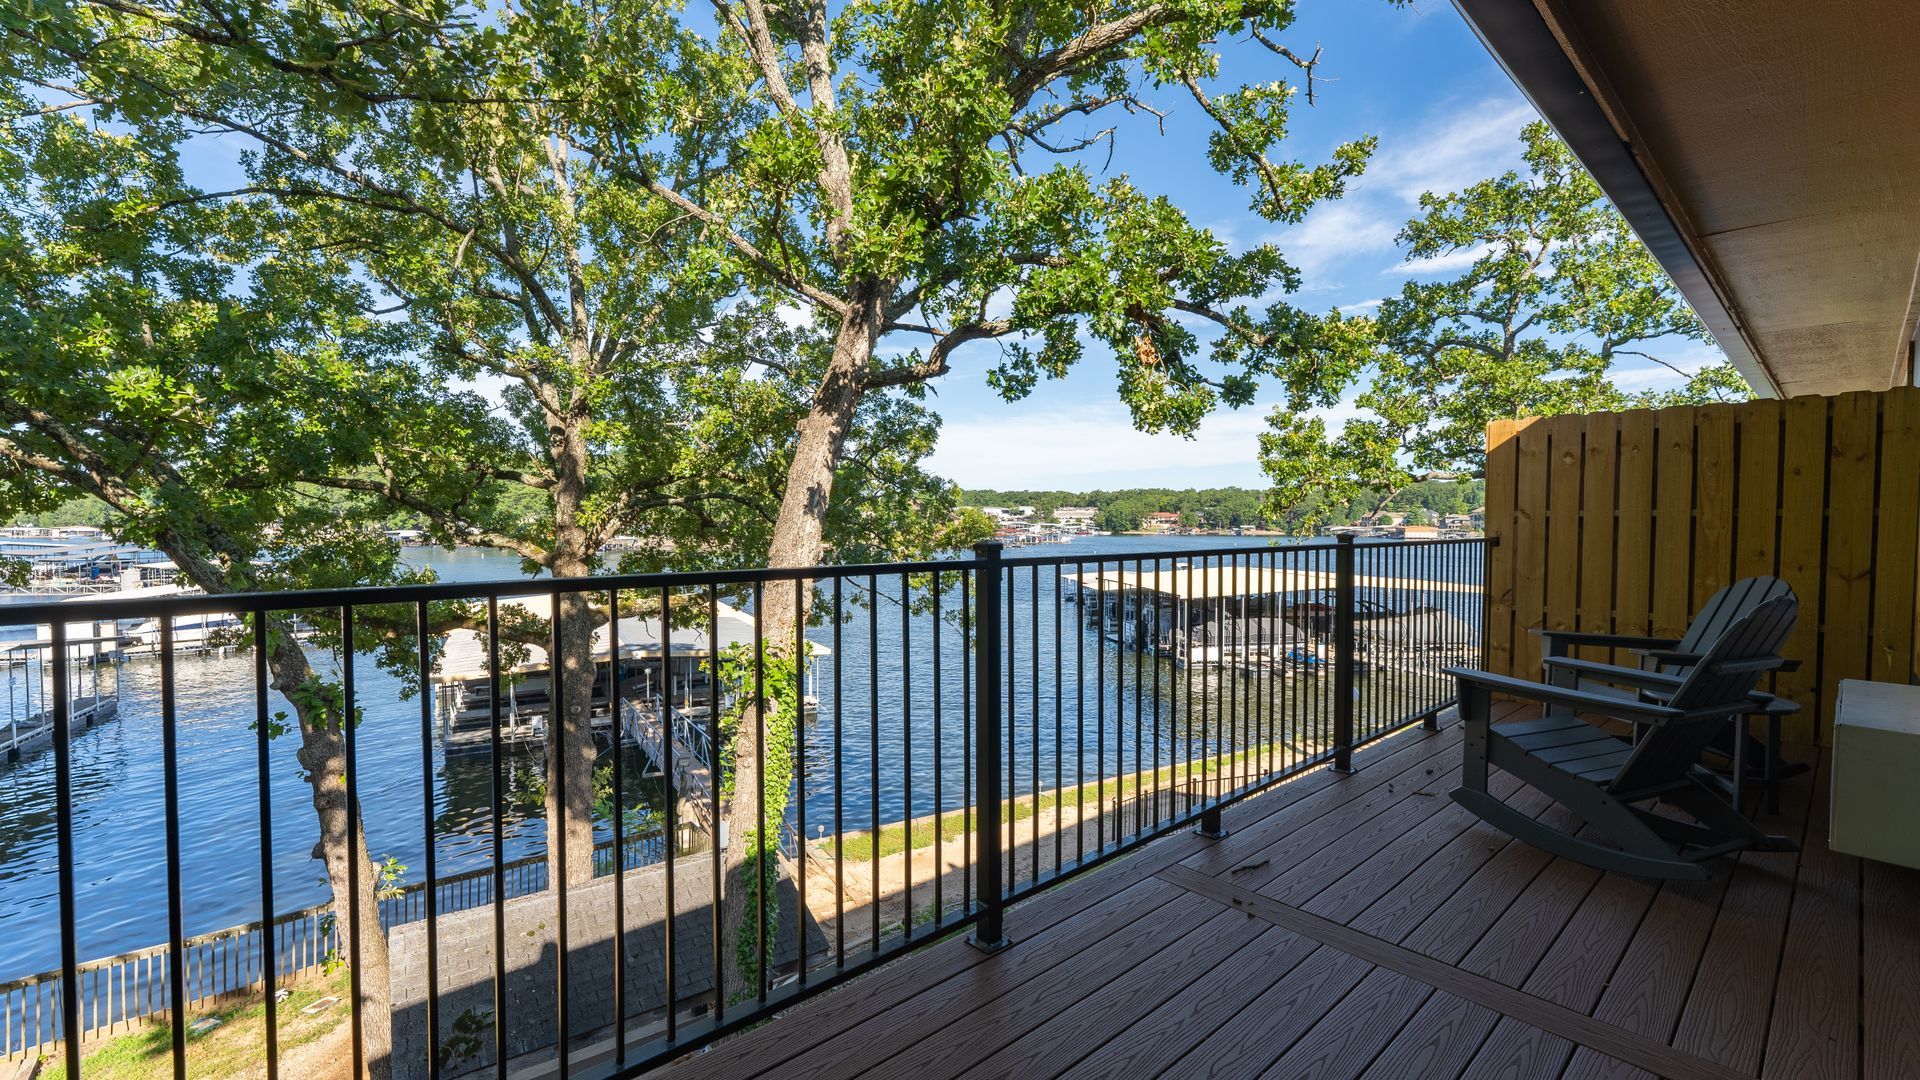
[830,741,1299,863]
[41,969,351,1080]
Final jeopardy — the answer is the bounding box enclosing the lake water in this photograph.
[0,535,1481,982]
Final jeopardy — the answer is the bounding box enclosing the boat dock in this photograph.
[620,700,716,831]
[0,693,118,764]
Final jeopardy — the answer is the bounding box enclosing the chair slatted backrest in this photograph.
[1608,595,1798,794]
[1664,576,1793,674]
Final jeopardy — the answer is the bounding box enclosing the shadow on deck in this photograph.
[643,706,1920,1080]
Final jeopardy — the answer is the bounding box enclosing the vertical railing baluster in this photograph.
[1121,557,1136,837]
[1094,564,1105,853]
[1074,561,1085,865]
[751,583,768,1002]
[550,596,572,1079]
[1333,536,1357,772]
[932,573,944,927]
[661,584,676,1038]
[901,571,913,938]
[794,579,808,968]
[705,584,723,1023]
[1052,566,1062,872]
[486,596,508,1079]
[256,613,280,1079]
[1028,563,1039,877]
[833,576,845,969]
[1151,557,1162,827]
[341,605,365,1078]
[961,571,972,918]
[969,541,1008,951]
[160,615,187,1078]
[1005,559,1015,893]
[867,575,879,955]
[608,590,626,1062]
[51,620,81,1080]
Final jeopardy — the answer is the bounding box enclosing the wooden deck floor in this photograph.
[648,707,1920,1080]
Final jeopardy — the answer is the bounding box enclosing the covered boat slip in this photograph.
[1062,554,1483,671]
[430,595,825,751]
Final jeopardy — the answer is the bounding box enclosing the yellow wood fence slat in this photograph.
[1484,391,1920,745]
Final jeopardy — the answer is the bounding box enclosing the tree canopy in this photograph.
[1259,121,1748,525]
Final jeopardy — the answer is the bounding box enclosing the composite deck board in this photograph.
[1668,750,1818,1074]
[1456,869,1660,1079]
[1159,945,1375,1078]
[1759,751,1857,1080]
[1067,726,1512,1068]
[1861,859,1920,1080]
[775,882,1206,1078]
[643,726,1447,1080]
[952,909,1273,1080]
[1230,773,1552,1079]
[1352,812,1602,1079]
[650,712,1899,1080]
[772,729,1466,1079]
[1320,795,1589,1068]
[1413,841,1651,1076]
[1053,924,1320,1080]
[1257,968,1436,1080]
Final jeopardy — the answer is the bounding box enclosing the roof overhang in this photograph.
[1453,0,1920,398]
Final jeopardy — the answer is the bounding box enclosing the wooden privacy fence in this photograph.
[1484,389,1920,744]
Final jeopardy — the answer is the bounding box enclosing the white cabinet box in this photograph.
[1830,679,1920,869]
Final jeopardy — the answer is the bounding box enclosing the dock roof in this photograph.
[1061,563,1480,601]
[432,598,826,683]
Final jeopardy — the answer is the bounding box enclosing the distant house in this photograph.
[1391,523,1442,539]
[1053,506,1099,525]
[1358,510,1406,528]
[979,506,1032,525]
[1142,511,1182,529]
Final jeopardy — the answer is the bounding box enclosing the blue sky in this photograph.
[920,0,1729,491]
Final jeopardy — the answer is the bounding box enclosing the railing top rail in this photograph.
[0,538,1488,624]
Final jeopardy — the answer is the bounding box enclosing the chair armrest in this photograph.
[1443,666,1683,722]
[1632,647,1703,666]
[1629,649,1803,677]
[1540,656,1689,694]
[1544,657,1802,714]
[1706,655,1790,676]
[1532,629,1682,655]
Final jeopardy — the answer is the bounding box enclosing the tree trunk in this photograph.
[274,628,397,1079]
[156,536,396,1078]
[718,286,883,998]
[546,416,600,889]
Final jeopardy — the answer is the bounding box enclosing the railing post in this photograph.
[1332,534,1357,772]
[969,540,1011,952]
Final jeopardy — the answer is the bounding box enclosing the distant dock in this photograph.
[0,693,119,764]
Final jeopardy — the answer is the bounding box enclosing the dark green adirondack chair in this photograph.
[1447,595,1799,880]
[1536,575,1805,802]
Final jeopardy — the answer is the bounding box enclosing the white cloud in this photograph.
[1272,200,1402,281]
[1607,343,1731,389]
[1382,242,1492,276]
[1263,97,1537,292]
[926,398,1364,489]
[1364,99,1538,204]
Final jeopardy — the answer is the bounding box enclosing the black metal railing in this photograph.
[0,537,1484,1077]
